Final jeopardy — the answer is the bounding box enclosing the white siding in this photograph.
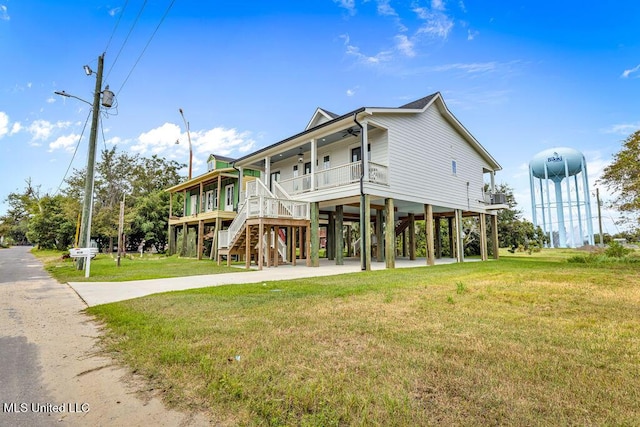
[374,106,492,212]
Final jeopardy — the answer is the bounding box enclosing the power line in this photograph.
[54,111,92,196]
[104,0,130,55]
[105,0,148,82]
[116,0,176,96]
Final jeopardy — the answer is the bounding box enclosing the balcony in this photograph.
[278,161,388,196]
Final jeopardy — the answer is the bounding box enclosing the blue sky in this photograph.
[1,0,639,234]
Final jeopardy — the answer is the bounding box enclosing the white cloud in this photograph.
[431,62,498,74]
[414,5,454,39]
[334,0,356,15]
[345,42,393,65]
[346,86,358,97]
[108,7,121,17]
[601,122,640,135]
[133,122,182,154]
[10,122,21,135]
[27,119,72,142]
[376,0,397,17]
[467,29,479,40]
[0,5,9,21]
[132,122,255,159]
[394,34,415,57]
[621,64,640,78]
[48,134,80,153]
[0,112,8,138]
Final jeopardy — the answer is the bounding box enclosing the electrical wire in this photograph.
[54,111,92,196]
[115,0,176,96]
[105,0,148,82]
[104,0,130,55]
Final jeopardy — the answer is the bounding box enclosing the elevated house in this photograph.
[166,154,263,259]
[168,92,507,270]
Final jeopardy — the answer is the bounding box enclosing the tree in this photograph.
[599,130,640,229]
[0,179,41,245]
[26,195,77,250]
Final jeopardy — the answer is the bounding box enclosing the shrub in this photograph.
[605,241,632,258]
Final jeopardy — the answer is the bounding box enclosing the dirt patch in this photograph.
[0,251,212,426]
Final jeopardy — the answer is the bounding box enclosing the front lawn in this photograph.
[87,250,640,425]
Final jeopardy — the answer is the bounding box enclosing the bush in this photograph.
[605,241,632,258]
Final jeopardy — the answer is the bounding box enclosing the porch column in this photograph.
[335,205,344,265]
[346,224,352,257]
[402,230,406,257]
[327,212,335,260]
[291,226,297,266]
[491,214,500,259]
[408,213,416,260]
[299,226,305,259]
[237,166,244,204]
[310,139,317,191]
[168,225,176,255]
[217,175,222,211]
[479,213,488,261]
[258,220,264,270]
[197,220,204,260]
[385,198,395,269]
[310,202,320,267]
[455,209,464,262]
[425,204,435,266]
[264,156,271,190]
[306,222,311,267]
[273,225,279,267]
[199,182,204,213]
[245,224,251,269]
[447,217,454,257]
[361,194,371,271]
[435,217,442,259]
[375,208,383,262]
[362,122,369,181]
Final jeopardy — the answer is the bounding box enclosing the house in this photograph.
[165,154,261,259]
[168,92,507,270]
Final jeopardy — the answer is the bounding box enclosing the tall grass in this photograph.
[88,251,640,425]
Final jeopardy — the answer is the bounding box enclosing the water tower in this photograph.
[529,147,594,248]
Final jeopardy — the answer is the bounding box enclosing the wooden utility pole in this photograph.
[117,196,125,266]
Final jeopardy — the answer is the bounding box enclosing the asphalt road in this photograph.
[0,246,59,426]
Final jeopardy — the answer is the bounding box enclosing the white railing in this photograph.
[278,161,388,195]
[272,180,292,200]
[220,200,248,249]
[218,195,309,250]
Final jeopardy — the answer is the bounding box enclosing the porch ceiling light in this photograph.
[298,148,304,163]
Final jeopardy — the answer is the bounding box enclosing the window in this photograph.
[351,144,371,162]
[270,171,280,189]
[452,160,457,175]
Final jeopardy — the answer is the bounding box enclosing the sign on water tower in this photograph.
[529,147,594,248]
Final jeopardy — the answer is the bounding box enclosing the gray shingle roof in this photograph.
[398,92,438,110]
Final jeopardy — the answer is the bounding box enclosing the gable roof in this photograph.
[235,92,501,171]
[305,107,341,130]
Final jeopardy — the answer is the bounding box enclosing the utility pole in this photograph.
[77,54,104,270]
[596,187,604,246]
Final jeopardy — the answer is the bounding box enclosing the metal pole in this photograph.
[596,188,604,246]
[77,53,104,271]
[179,108,193,179]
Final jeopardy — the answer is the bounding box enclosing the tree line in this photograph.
[0,147,184,253]
[2,129,639,253]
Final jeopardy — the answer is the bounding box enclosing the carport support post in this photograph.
[310,202,320,267]
[479,213,488,261]
[425,204,435,266]
[435,217,442,259]
[408,213,416,260]
[335,205,344,265]
[491,214,499,259]
[455,209,464,262]
[375,208,383,262]
[361,194,371,271]
[327,212,335,260]
[385,198,395,268]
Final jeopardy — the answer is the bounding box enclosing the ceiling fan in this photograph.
[342,127,361,138]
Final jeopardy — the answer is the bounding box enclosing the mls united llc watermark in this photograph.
[2,402,90,414]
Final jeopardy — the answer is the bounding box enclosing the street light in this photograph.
[54,53,113,277]
[178,108,193,180]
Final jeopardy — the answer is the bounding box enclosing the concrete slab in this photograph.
[68,257,463,307]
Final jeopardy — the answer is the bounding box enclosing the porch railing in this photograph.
[278,161,388,195]
[218,196,309,249]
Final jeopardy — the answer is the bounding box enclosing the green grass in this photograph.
[86,249,640,425]
[31,249,242,282]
